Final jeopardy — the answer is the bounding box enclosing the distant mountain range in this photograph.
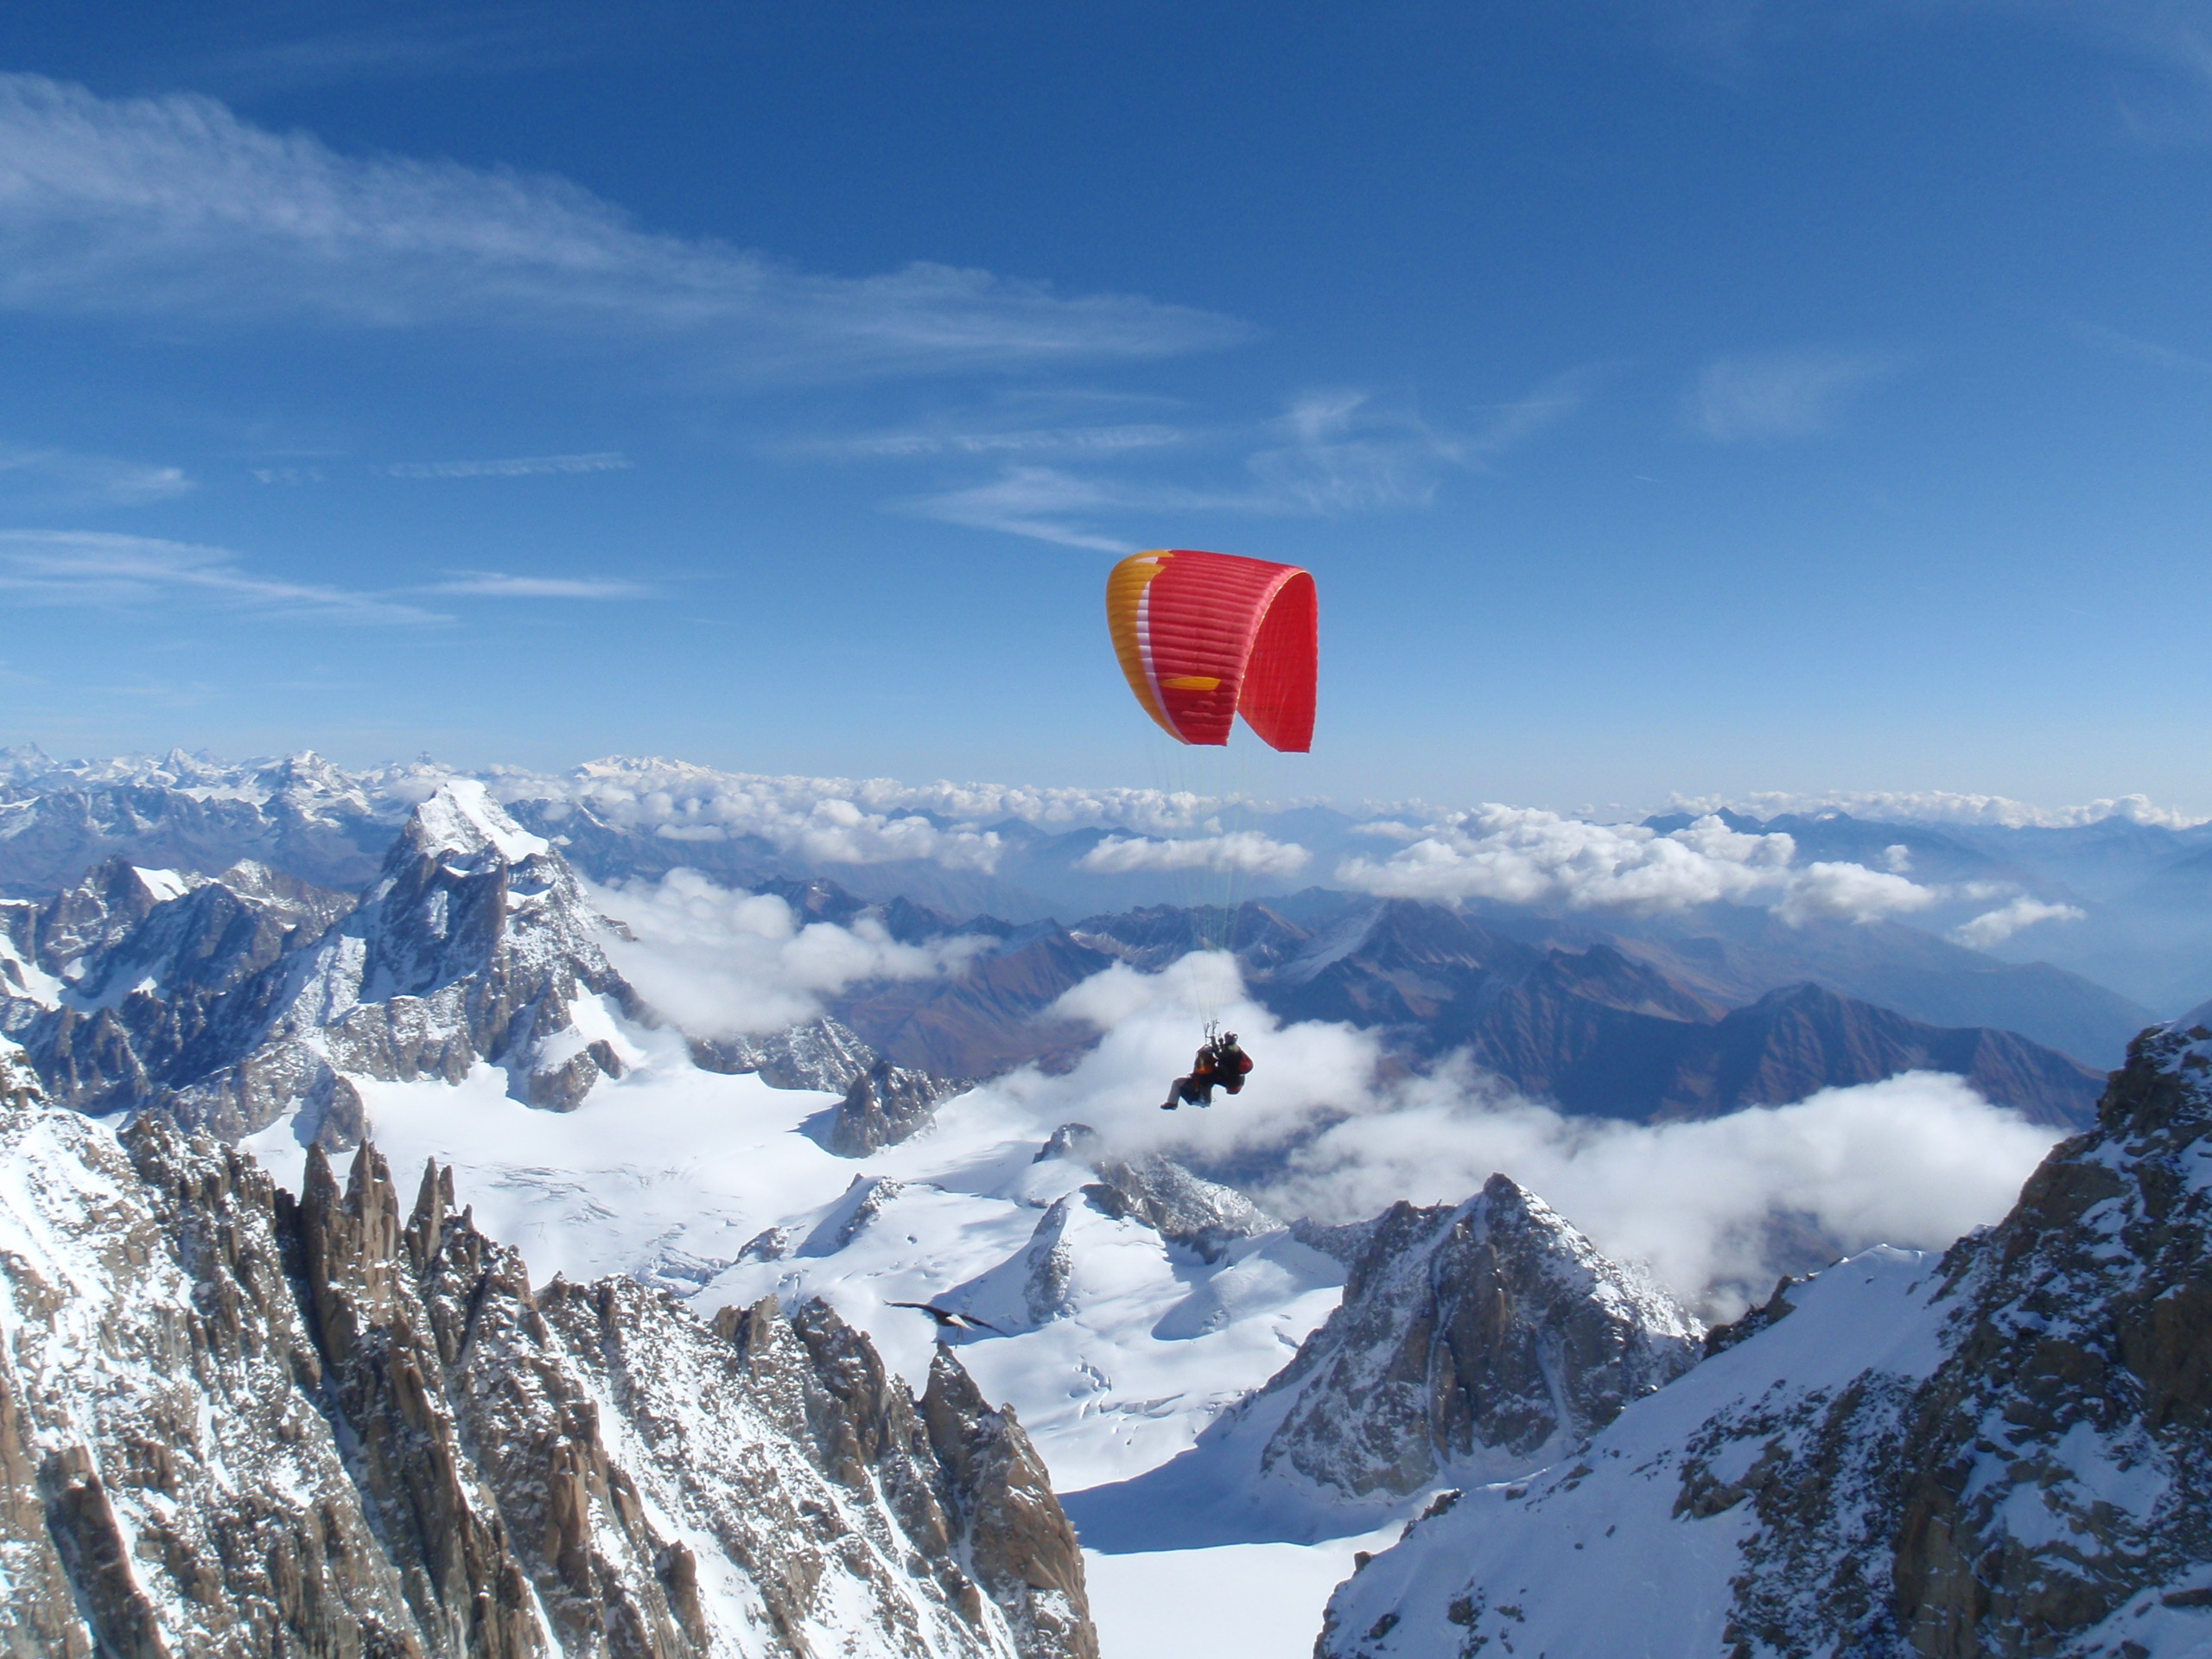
[0,750,2172,1130]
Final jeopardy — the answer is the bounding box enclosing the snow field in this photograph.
[1084,1526,1401,1659]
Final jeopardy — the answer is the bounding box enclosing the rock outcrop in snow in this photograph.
[687,1014,880,1094]
[0,1056,1097,1657]
[1036,1124,1280,1263]
[1257,1175,1703,1501]
[824,1057,967,1155]
[1319,1016,2212,1659]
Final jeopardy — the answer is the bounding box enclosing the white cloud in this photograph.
[893,369,1599,548]
[486,758,1264,868]
[977,951,2056,1317]
[1665,787,2209,830]
[588,869,988,1038]
[1262,1059,2058,1319]
[1950,895,2088,950]
[895,466,1141,551]
[0,529,439,624]
[0,74,1245,382]
[385,453,633,479]
[531,764,1011,871]
[0,443,193,506]
[1683,347,1904,442]
[1334,806,1797,912]
[1771,859,1943,925]
[2069,319,2212,375]
[1077,832,1313,877]
[427,571,652,599]
[797,422,1187,461]
[1334,805,1954,925]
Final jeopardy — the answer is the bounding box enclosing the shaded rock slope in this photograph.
[1063,1175,1700,1551]
[1319,1014,2212,1659]
[1254,1176,1703,1502]
[0,1042,1096,1659]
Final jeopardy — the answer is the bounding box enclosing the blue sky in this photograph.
[3,1,2212,810]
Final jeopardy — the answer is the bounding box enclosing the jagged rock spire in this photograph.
[1259,1173,1702,1499]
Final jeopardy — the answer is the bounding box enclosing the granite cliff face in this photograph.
[1319,1015,2212,1659]
[0,1043,1096,1658]
[1253,1176,1702,1502]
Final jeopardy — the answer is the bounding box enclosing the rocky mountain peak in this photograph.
[252,748,372,812]
[1254,1174,1703,1501]
[401,777,551,867]
[825,1056,966,1155]
[146,787,642,1141]
[1317,1014,2212,1659]
[0,1096,1099,1657]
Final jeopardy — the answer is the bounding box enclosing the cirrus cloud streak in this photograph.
[0,73,1247,384]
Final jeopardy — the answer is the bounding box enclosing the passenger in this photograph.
[1160,1032,1253,1110]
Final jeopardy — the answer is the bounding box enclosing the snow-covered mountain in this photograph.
[1065,1176,1700,1550]
[9,743,2197,1658]
[685,1116,1348,1497]
[0,1040,1097,1658]
[0,781,951,1155]
[1317,1013,2212,1658]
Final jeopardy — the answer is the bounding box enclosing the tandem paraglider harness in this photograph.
[1160,1020,1253,1110]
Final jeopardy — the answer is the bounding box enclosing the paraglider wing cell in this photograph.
[1105,549,1317,751]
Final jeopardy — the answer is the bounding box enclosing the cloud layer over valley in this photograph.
[970,951,2062,1318]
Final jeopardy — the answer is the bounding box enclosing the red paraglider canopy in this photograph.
[1105,549,1318,751]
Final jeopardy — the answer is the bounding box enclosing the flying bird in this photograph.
[888,1301,1004,1336]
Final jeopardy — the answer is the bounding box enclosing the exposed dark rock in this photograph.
[1700,1274,1800,1357]
[0,1062,1098,1656]
[920,1352,1100,1659]
[687,1014,877,1092]
[824,1058,966,1156]
[1255,1176,1703,1499]
[1082,1150,1277,1263]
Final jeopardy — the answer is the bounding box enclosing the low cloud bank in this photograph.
[1668,788,2207,830]
[589,868,986,1037]
[988,952,2060,1318]
[1952,895,2088,950]
[1332,804,2087,941]
[1333,805,1952,925]
[1266,1065,2055,1319]
[508,758,1273,873]
[1078,831,1312,877]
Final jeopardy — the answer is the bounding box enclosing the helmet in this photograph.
[1221,1033,1237,1046]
